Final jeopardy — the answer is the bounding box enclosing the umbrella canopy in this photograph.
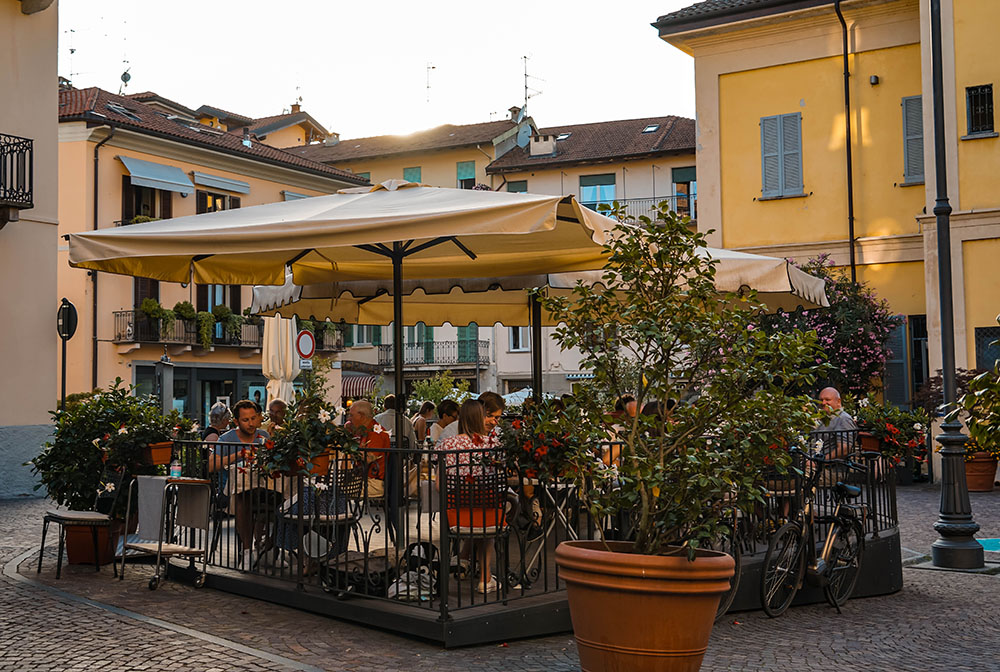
[67,181,614,286]
[249,248,829,326]
[261,316,300,405]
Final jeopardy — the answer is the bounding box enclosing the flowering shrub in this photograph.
[30,378,197,518]
[762,255,903,397]
[254,400,358,475]
[500,402,580,482]
[948,358,1000,462]
[845,394,928,463]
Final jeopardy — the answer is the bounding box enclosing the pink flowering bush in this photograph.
[762,255,903,397]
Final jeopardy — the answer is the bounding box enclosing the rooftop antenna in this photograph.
[426,63,436,103]
[117,18,130,95]
[64,28,78,84]
[522,55,543,109]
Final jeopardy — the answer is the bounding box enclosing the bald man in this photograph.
[816,387,857,457]
[348,400,390,498]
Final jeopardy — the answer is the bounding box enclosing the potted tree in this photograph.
[29,378,196,564]
[951,360,1000,492]
[530,206,825,672]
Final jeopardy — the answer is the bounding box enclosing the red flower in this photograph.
[296,457,306,467]
[511,420,522,430]
[886,423,900,435]
[524,468,538,478]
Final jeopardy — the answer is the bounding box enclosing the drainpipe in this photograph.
[92,125,115,390]
[835,1,858,283]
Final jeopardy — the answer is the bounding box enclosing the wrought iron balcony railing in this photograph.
[112,310,263,348]
[317,329,346,353]
[0,134,33,226]
[581,194,696,221]
[377,340,490,367]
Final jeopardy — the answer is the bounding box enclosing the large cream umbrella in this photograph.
[261,316,300,406]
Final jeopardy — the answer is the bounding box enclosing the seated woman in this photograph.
[410,401,436,444]
[437,399,505,594]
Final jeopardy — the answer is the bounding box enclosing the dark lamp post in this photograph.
[928,0,983,569]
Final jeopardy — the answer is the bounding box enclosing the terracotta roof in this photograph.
[288,119,517,163]
[486,116,695,173]
[59,87,367,184]
[195,104,254,126]
[245,111,328,139]
[655,0,834,34]
[125,91,198,119]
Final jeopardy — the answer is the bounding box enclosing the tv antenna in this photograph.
[117,18,131,94]
[522,55,543,109]
[426,63,436,103]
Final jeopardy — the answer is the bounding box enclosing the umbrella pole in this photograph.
[530,293,543,404]
[390,243,405,547]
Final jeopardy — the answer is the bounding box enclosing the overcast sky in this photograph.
[59,1,696,140]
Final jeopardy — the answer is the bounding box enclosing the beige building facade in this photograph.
[1,0,58,497]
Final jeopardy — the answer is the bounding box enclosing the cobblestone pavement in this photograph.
[3,486,999,671]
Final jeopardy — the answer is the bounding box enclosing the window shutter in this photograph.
[883,320,910,408]
[403,166,421,182]
[902,96,924,183]
[760,116,781,197]
[371,325,382,346]
[196,191,209,214]
[229,285,241,314]
[196,284,208,312]
[158,190,172,219]
[229,196,241,209]
[343,325,354,347]
[424,325,434,362]
[780,113,803,195]
[456,161,475,180]
[122,175,135,224]
[133,278,159,310]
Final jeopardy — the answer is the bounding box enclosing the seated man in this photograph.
[374,394,418,451]
[815,387,857,459]
[348,401,391,499]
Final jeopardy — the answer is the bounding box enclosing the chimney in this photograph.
[324,132,340,146]
[242,127,252,148]
[509,105,522,121]
[529,134,556,157]
[291,103,301,114]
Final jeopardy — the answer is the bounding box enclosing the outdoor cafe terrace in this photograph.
[153,430,903,647]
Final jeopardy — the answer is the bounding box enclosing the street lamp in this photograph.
[928,0,983,569]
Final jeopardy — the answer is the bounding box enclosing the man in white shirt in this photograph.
[374,394,418,450]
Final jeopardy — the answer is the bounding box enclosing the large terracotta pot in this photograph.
[965,452,997,492]
[556,540,734,672]
[859,431,880,454]
[143,441,174,465]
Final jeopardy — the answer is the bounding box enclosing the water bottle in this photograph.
[169,458,182,479]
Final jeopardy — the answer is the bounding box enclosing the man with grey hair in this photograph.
[265,398,287,435]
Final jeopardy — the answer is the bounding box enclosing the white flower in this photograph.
[372,424,385,434]
[92,438,101,448]
[313,480,328,492]
[117,426,128,435]
[103,482,115,493]
[815,439,825,452]
[913,423,924,432]
[335,406,346,416]
[318,409,332,423]
[858,398,870,408]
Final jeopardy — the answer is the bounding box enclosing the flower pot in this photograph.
[143,441,174,465]
[859,432,880,454]
[555,540,734,672]
[65,524,115,566]
[310,451,331,476]
[965,452,997,492]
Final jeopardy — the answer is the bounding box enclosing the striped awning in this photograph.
[342,374,377,399]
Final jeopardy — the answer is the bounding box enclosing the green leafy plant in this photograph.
[241,306,262,326]
[30,378,197,518]
[173,301,196,321]
[949,353,1000,462]
[138,298,176,339]
[844,394,929,463]
[410,370,471,407]
[532,203,826,558]
[196,311,215,349]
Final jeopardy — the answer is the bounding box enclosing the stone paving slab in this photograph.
[4,486,1000,671]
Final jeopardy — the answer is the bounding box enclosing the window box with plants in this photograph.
[527,205,825,672]
[29,379,197,565]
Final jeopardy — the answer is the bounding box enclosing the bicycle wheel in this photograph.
[824,519,864,609]
[760,521,804,618]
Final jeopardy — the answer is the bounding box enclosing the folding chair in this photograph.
[37,468,126,579]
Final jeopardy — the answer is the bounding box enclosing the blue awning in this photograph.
[118,156,194,195]
[192,171,250,194]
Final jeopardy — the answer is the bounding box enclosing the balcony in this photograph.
[0,134,33,227]
[317,329,346,353]
[112,310,263,350]
[377,340,490,367]
[582,194,696,222]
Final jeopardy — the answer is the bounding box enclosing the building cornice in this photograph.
[733,232,924,266]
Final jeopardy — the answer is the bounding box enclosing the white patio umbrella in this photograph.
[261,316,300,406]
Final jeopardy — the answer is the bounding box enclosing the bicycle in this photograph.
[759,448,867,617]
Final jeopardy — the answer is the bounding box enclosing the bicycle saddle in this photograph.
[834,482,862,499]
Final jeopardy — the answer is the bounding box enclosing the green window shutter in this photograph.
[403,166,421,182]
[883,319,910,408]
[579,174,616,187]
[456,161,475,180]
[507,180,527,193]
[902,96,924,183]
[671,166,696,183]
[423,325,434,362]
[371,325,381,346]
[760,115,781,197]
[355,172,370,181]
[780,113,803,195]
[343,325,354,347]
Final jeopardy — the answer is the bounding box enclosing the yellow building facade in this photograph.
[1,0,58,497]
[657,0,1000,409]
[58,87,364,424]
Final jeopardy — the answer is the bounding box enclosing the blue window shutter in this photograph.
[343,325,354,347]
[780,113,803,195]
[760,116,781,197]
[371,325,381,346]
[456,161,475,180]
[403,166,421,182]
[902,96,924,183]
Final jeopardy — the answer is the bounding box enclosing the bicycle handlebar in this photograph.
[788,446,867,473]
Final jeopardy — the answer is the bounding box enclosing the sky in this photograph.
[58,0,696,140]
